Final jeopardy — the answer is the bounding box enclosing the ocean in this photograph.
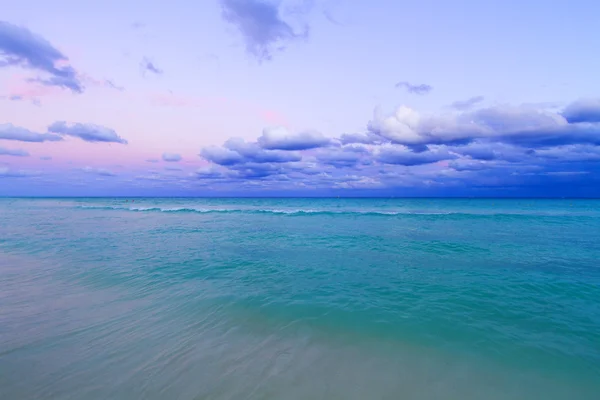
[1,198,599,399]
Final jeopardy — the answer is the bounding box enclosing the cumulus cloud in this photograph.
[258,127,330,150]
[48,121,128,144]
[200,137,302,167]
[162,152,182,162]
[195,166,226,179]
[450,96,484,110]
[316,147,369,167]
[220,0,308,61]
[201,146,244,166]
[367,102,600,148]
[339,132,381,145]
[0,123,62,142]
[194,98,600,194]
[395,81,432,95]
[377,146,454,166]
[0,147,29,157]
[562,99,600,123]
[80,166,117,177]
[0,21,83,92]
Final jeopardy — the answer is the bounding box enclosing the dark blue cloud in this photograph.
[220,0,308,61]
[0,123,62,142]
[225,137,302,162]
[162,153,182,162]
[450,96,484,110]
[141,57,163,75]
[201,137,302,167]
[562,99,600,123]
[0,21,83,92]
[497,125,600,148]
[450,142,529,162]
[195,167,226,179]
[377,147,454,166]
[258,127,330,150]
[448,159,490,171]
[228,162,283,179]
[0,147,29,157]
[200,146,244,166]
[395,81,432,95]
[316,147,369,168]
[48,121,128,144]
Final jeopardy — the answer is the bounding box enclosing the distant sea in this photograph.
[1,198,599,399]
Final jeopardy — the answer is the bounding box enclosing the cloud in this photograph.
[377,146,455,166]
[0,123,62,142]
[0,167,40,178]
[201,137,302,166]
[0,21,83,92]
[395,81,432,95]
[562,99,600,123]
[200,146,244,166]
[105,80,125,91]
[448,158,491,171]
[258,127,330,150]
[162,152,182,162]
[367,102,600,148]
[48,121,128,144]
[450,96,484,110]
[190,97,600,195]
[141,57,163,75]
[225,137,302,162]
[80,166,117,177]
[0,146,29,157]
[220,0,308,61]
[195,166,226,179]
[146,159,159,163]
[339,132,381,145]
[315,147,369,167]
[40,156,52,160]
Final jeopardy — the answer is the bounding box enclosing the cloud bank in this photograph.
[191,98,600,195]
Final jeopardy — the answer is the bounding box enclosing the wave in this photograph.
[74,205,594,218]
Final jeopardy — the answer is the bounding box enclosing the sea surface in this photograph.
[1,197,599,399]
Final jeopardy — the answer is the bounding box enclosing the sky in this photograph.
[1,0,600,197]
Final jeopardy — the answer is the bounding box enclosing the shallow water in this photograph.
[1,198,599,399]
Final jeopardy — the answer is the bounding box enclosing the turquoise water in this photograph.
[1,198,599,399]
